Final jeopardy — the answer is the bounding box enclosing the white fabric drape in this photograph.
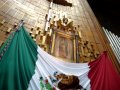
[28,46,91,90]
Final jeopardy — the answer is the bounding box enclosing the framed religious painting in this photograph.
[52,31,75,62]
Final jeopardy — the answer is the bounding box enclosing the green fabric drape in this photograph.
[0,32,15,53]
[0,26,37,90]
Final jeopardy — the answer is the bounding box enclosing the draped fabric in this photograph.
[28,46,90,90]
[28,47,120,90]
[0,31,15,55]
[0,25,120,90]
[0,26,38,90]
[88,51,120,90]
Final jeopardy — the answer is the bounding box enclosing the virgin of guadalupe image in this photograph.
[59,37,68,58]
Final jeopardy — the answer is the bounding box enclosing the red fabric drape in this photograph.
[88,51,120,90]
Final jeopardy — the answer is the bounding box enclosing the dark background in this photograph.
[87,0,120,36]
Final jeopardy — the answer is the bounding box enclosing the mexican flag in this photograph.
[0,25,120,90]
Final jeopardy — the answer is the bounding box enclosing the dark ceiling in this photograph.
[87,0,120,36]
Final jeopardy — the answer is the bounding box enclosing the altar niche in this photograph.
[49,14,78,62]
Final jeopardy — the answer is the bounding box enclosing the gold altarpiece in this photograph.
[40,15,100,63]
